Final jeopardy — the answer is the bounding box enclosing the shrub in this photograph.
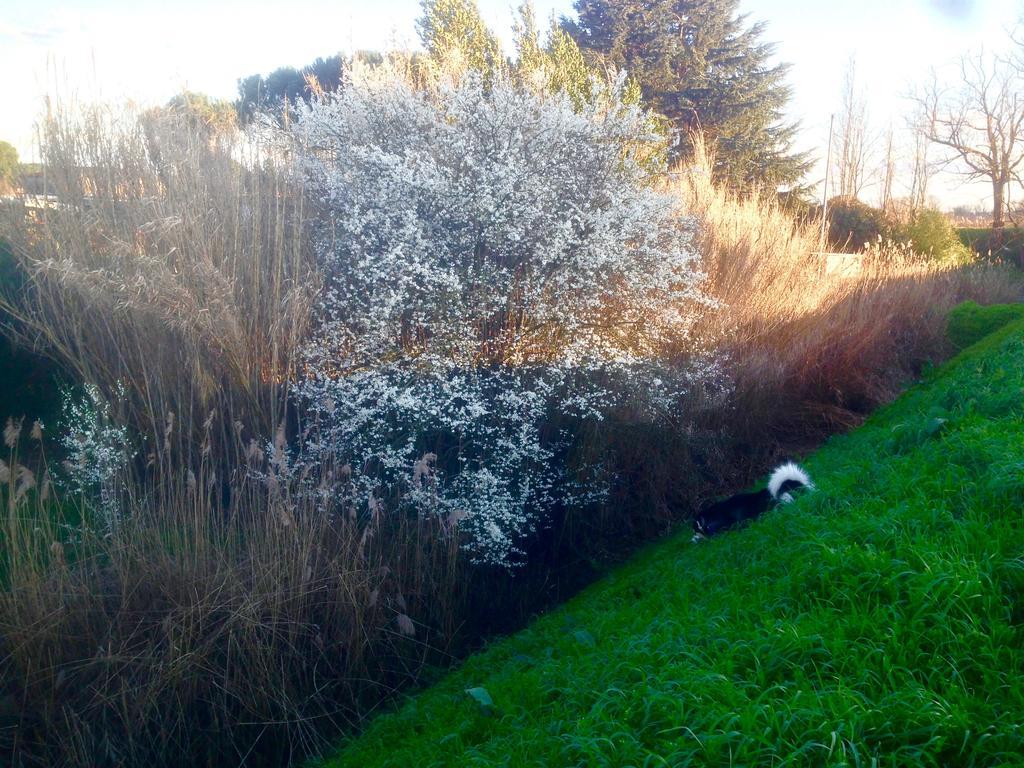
[287,63,713,567]
[824,196,893,251]
[58,383,134,530]
[900,208,971,263]
[958,226,1024,267]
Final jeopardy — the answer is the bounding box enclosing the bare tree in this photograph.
[915,51,1024,236]
[833,58,874,199]
[908,124,933,211]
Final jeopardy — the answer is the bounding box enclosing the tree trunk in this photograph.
[991,178,1006,254]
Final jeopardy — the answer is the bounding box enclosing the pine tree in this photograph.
[417,0,503,75]
[563,0,809,189]
[512,0,546,77]
[545,23,594,109]
[510,2,602,109]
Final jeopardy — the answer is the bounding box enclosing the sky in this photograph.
[1,0,1021,208]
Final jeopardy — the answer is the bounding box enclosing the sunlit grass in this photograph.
[319,312,1024,767]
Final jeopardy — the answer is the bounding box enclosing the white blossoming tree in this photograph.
[286,62,713,566]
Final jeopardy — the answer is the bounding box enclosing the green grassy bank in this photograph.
[317,304,1024,767]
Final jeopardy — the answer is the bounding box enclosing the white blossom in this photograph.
[282,65,717,567]
[59,383,134,533]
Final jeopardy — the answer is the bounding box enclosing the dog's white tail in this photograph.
[767,462,813,501]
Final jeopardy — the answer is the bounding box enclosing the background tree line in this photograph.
[4,0,1022,233]
[829,38,1024,241]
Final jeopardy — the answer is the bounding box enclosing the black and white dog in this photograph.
[692,462,813,542]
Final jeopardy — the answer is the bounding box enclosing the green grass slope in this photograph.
[948,301,1024,351]
[320,316,1024,768]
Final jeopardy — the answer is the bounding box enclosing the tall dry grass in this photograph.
[0,110,1019,768]
[0,101,465,767]
[1,99,314,476]
[681,136,1015,435]
[574,136,1020,543]
[695,134,1016,441]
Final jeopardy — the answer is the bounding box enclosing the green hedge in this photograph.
[958,227,1024,266]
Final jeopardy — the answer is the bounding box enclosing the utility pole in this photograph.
[820,114,834,251]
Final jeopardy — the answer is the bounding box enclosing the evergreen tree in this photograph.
[512,0,546,76]
[512,2,593,107]
[236,55,344,124]
[417,0,503,75]
[563,0,809,189]
[545,22,594,109]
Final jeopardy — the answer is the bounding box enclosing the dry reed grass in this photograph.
[0,111,1019,768]
[1,99,315,476]
[0,101,464,767]
[680,136,1016,435]
[574,136,1021,543]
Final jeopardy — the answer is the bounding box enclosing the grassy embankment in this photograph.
[319,303,1024,767]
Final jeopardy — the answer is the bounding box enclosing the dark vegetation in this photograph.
[958,226,1024,266]
[816,197,969,261]
[0,240,63,426]
[236,54,345,123]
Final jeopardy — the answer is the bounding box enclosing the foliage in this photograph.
[319,314,1024,768]
[164,91,237,135]
[58,383,133,531]
[511,0,545,75]
[563,0,809,189]
[288,64,711,566]
[823,196,894,251]
[947,300,1024,350]
[901,208,971,262]
[236,54,345,123]
[1,87,1020,767]
[417,0,503,76]
[822,201,977,262]
[0,240,64,423]
[959,226,1024,265]
[513,4,595,108]
[419,0,603,114]
[0,141,18,193]
[0,335,62,427]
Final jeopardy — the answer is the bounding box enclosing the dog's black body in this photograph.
[692,463,812,540]
[693,488,774,537]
